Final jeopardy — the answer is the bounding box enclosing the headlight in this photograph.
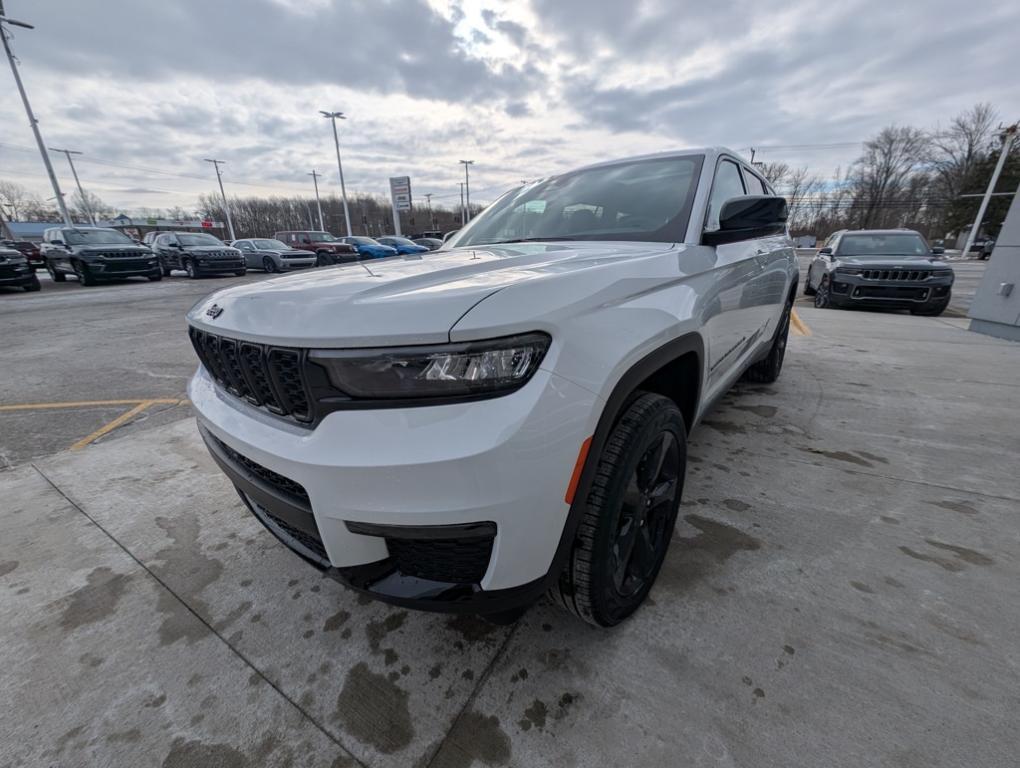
[309,332,550,400]
[835,266,861,275]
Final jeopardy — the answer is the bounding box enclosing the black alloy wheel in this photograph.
[744,298,791,383]
[159,257,172,277]
[74,260,97,286]
[552,392,687,627]
[263,255,278,273]
[185,259,199,279]
[814,275,831,308]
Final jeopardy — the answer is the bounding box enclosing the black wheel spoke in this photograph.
[647,477,677,506]
[630,526,656,577]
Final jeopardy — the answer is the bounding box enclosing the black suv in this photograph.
[150,232,246,278]
[41,227,160,286]
[0,244,41,292]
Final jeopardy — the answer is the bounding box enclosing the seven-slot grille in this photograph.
[861,269,930,281]
[189,328,312,422]
[94,250,149,258]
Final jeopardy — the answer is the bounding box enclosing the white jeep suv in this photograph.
[187,149,797,627]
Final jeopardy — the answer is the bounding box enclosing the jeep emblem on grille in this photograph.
[206,304,224,319]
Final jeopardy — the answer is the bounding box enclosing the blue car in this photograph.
[338,236,398,259]
[376,236,430,255]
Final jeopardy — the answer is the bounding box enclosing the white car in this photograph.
[187,148,797,627]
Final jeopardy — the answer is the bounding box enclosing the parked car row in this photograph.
[1,227,442,291]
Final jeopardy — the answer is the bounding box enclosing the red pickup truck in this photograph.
[273,231,359,265]
[1,240,44,271]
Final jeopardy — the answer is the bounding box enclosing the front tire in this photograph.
[159,257,172,277]
[234,268,247,277]
[813,275,831,308]
[148,270,162,282]
[74,260,97,286]
[263,256,278,273]
[23,275,41,292]
[185,259,199,279]
[552,392,686,627]
[803,267,816,296]
[47,259,66,282]
[316,251,332,267]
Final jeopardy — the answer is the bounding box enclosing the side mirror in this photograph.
[930,246,945,255]
[703,196,788,246]
[819,247,833,256]
[51,239,66,247]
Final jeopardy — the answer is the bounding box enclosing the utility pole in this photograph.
[204,158,236,240]
[961,123,1018,259]
[424,193,434,231]
[320,110,353,237]
[459,183,466,226]
[1,4,72,226]
[50,147,95,225]
[308,169,325,231]
[749,147,757,163]
[460,160,474,223]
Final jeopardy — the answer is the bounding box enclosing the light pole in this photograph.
[424,193,434,231]
[308,169,325,231]
[50,147,95,225]
[459,183,466,226]
[320,110,353,236]
[1,4,72,226]
[459,160,474,223]
[960,123,1017,259]
[204,158,236,241]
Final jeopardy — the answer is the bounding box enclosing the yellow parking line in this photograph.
[70,400,157,451]
[0,398,181,412]
[790,309,812,337]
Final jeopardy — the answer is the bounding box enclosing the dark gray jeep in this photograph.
[41,227,160,286]
[805,229,954,316]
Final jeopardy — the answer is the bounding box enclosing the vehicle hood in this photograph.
[187,240,674,347]
[834,255,948,269]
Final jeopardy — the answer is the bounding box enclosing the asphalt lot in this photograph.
[2,254,1017,767]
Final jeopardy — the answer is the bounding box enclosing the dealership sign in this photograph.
[389,176,412,212]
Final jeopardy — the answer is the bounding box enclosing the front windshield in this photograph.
[383,236,416,246]
[838,233,930,257]
[255,239,289,249]
[351,237,379,245]
[178,233,224,247]
[451,154,704,248]
[306,232,336,242]
[63,229,134,246]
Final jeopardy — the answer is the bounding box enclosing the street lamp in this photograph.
[1,3,72,226]
[459,160,474,223]
[308,169,325,231]
[424,193,434,231]
[49,148,95,225]
[320,110,353,237]
[204,158,236,241]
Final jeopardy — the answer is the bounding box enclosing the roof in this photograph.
[6,221,61,238]
[840,229,923,236]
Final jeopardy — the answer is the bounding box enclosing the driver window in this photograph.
[706,160,746,231]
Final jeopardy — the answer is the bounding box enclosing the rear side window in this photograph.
[706,160,746,230]
[745,172,769,196]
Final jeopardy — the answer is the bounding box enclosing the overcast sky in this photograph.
[1,0,1017,215]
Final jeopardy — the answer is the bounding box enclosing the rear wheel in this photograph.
[147,270,162,282]
[803,267,816,296]
[47,259,66,282]
[263,256,278,273]
[185,259,199,279]
[744,298,791,383]
[316,251,332,267]
[159,257,172,277]
[552,392,686,627]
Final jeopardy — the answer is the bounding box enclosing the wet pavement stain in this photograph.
[59,566,131,631]
[732,404,778,418]
[855,450,889,465]
[366,610,407,659]
[323,609,351,632]
[722,499,751,512]
[431,711,511,768]
[850,581,875,594]
[333,662,414,755]
[899,539,993,572]
[445,613,502,643]
[0,560,18,578]
[884,576,905,588]
[552,692,577,721]
[799,447,873,467]
[926,613,986,646]
[161,739,246,768]
[680,515,762,564]
[701,419,747,435]
[927,499,979,516]
[152,514,224,645]
[518,699,548,732]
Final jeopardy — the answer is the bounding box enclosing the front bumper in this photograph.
[828,273,953,309]
[194,257,245,272]
[188,363,600,612]
[281,258,317,270]
[0,264,36,286]
[82,257,158,277]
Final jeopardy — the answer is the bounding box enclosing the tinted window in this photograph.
[255,239,288,249]
[63,228,135,245]
[178,233,223,247]
[452,155,704,247]
[837,233,930,257]
[745,172,769,196]
[706,160,746,230]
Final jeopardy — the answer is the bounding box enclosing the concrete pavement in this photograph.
[2,305,1018,767]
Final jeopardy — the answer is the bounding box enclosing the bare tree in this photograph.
[849,125,929,229]
[70,189,113,222]
[930,103,998,199]
[757,161,790,186]
[0,180,40,221]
